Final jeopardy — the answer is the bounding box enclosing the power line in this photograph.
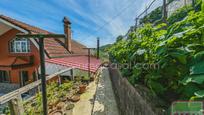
[85,0,138,39]
[136,0,158,19]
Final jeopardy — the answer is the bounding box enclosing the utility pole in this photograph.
[97,37,100,59]
[135,18,139,30]
[83,48,95,78]
[162,0,167,23]
[16,34,66,115]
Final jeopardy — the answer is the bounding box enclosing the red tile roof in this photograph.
[0,15,87,58]
[46,56,101,73]
[0,15,101,72]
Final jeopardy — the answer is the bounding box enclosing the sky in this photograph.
[0,0,162,47]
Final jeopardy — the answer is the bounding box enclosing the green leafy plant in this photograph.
[139,7,162,24]
[24,81,74,114]
[108,5,204,107]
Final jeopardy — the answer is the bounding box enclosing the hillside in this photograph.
[107,0,204,113]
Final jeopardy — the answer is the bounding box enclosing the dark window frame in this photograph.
[20,71,29,86]
[0,70,10,83]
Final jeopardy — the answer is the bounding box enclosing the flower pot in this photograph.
[56,102,65,110]
[70,95,80,102]
[90,76,94,81]
[50,110,63,115]
[79,85,86,94]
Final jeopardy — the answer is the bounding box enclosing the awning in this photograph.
[46,56,101,73]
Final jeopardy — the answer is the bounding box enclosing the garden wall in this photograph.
[108,68,164,115]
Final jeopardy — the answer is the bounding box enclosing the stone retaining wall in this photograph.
[108,68,164,115]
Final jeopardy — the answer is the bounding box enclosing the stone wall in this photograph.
[0,83,19,94]
[108,68,165,115]
[109,68,166,115]
[167,0,192,17]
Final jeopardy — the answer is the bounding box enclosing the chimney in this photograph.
[63,17,72,52]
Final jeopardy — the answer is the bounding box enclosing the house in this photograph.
[0,15,100,93]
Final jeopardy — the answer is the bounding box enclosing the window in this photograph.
[0,71,10,83]
[10,38,31,53]
[32,71,37,81]
[20,71,29,86]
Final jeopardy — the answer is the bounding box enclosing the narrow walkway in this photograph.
[92,67,119,115]
[73,81,97,115]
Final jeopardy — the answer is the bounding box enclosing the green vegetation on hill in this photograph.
[108,1,204,108]
[139,6,162,24]
[100,44,112,52]
[99,44,112,62]
[168,0,202,25]
[140,0,202,25]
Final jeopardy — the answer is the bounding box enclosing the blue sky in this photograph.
[0,0,162,47]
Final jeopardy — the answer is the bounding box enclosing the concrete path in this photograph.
[73,81,97,115]
[92,68,119,115]
[72,68,119,115]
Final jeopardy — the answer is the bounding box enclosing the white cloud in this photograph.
[57,0,159,47]
[0,0,162,47]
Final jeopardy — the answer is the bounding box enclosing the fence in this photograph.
[167,0,192,17]
[108,68,165,115]
[125,0,194,37]
[0,68,74,115]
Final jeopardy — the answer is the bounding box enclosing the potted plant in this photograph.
[79,84,86,94]
[81,76,90,84]
[90,76,94,81]
[74,76,81,82]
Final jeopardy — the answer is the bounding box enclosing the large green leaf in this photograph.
[181,77,193,85]
[194,51,204,62]
[185,44,204,52]
[194,90,204,98]
[190,61,204,75]
[180,83,200,99]
[181,74,204,85]
[156,45,167,55]
[170,52,187,64]
[169,48,188,64]
[147,80,166,94]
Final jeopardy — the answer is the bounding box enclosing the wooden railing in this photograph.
[0,68,74,105]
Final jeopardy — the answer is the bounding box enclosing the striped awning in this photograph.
[46,56,101,73]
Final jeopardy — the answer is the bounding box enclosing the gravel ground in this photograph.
[92,67,119,115]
